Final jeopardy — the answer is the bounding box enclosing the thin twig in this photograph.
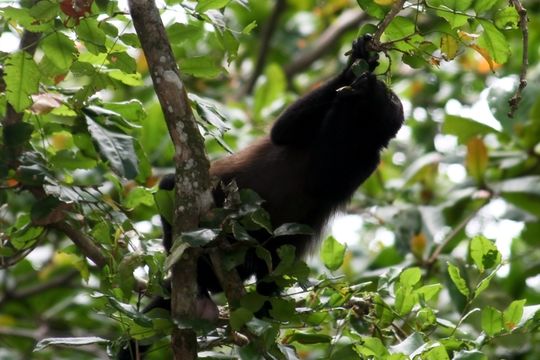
[426,207,483,266]
[284,9,367,77]
[508,0,528,118]
[242,0,286,95]
[51,222,108,267]
[372,0,406,46]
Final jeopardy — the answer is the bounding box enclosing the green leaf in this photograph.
[154,187,174,225]
[10,223,44,250]
[240,293,267,313]
[195,0,231,12]
[85,116,139,179]
[503,299,526,331]
[447,0,474,11]
[245,317,272,336]
[108,52,137,74]
[120,33,140,47]
[107,69,143,86]
[447,262,470,297]
[181,229,219,247]
[384,16,416,41]
[2,6,51,32]
[250,208,272,233]
[232,222,255,242]
[436,10,469,28]
[103,100,146,123]
[165,242,190,271]
[481,306,503,336]
[442,115,500,143]
[320,236,346,271]
[41,32,76,70]
[389,332,424,356]
[395,287,417,315]
[469,235,501,272]
[355,337,389,357]
[356,0,386,19]
[415,308,437,329]
[190,93,229,133]
[399,267,422,287]
[76,18,106,54]
[416,284,443,301]
[117,252,144,300]
[167,23,203,44]
[422,345,450,360]
[494,7,519,29]
[402,152,441,186]
[4,52,40,112]
[269,297,296,321]
[242,21,257,34]
[253,64,286,123]
[474,266,498,297]
[474,0,498,13]
[180,56,223,78]
[124,187,154,208]
[478,19,510,64]
[215,28,239,63]
[30,0,59,21]
[287,332,332,344]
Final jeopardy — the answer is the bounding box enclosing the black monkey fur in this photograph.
[160,35,403,298]
[118,35,403,359]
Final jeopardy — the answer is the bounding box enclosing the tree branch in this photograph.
[284,9,367,78]
[51,222,108,268]
[128,0,214,358]
[208,238,246,307]
[508,0,529,118]
[372,0,406,46]
[0,269,79,307]
[426,206,483,267]
[242,0,286,96]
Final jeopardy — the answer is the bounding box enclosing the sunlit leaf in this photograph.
[469,235,501,272]
[478,19,510,64]
[4,52,40,112]
[447,262,470,297]
[441,34,459,60]
[481,306,503,336]
[320,236,346,271]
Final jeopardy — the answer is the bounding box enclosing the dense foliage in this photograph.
[1,0,540,359]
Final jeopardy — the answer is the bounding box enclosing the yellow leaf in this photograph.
[466,137,488,184]
[457,30,479,43]
[410,233,427,259]
[375,0,395,5]
[440,34,459,60]
[470,44,496,72]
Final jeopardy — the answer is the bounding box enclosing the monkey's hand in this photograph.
[346,34,379,73]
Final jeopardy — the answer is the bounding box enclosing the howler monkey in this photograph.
[160,34,403,307]
[118,35,403,359]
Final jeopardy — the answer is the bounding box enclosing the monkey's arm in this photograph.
[270,74,351,146]
[271,36,377,147]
